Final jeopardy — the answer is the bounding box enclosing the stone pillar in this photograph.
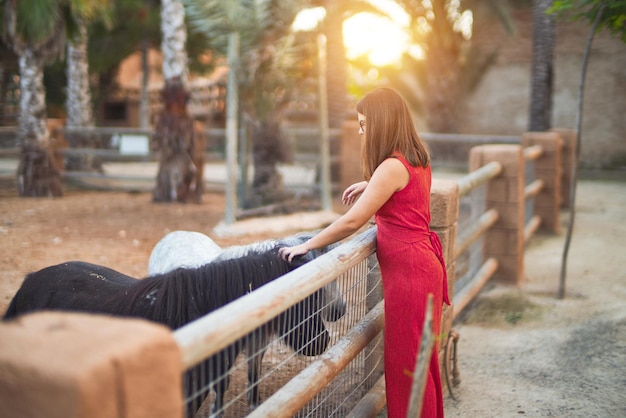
[522,131,563,233]
[430,179,459,345]
[550,128,576,209]
[0,312,183,418]
[430,179,459,397]
[469,144,525,285]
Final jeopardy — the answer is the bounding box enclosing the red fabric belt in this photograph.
[429,231,451,305]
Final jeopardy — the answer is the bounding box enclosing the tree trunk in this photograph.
[423,0,463,133]
[154,0,201,203]
[318,4,349,186]
[16,49,62,197]
[160,0,188,83]
[152,81,203,203]
[558,5,605,299]
[66,22,94,128]
[248,121,287,207]
[65,21,98,172]
[139,40,151,129]
[323,8,349,129]
[529,0,555,131]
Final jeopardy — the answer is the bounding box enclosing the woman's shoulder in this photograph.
[386,153,413,171]
[381,155,407,170]
[375,157,410,191]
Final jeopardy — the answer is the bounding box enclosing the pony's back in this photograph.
[142,251,298,328]
[3,261,141,320]
[148,230,222,275]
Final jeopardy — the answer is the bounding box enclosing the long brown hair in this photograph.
[356,88,430,180]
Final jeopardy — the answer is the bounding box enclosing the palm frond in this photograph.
[185,0,313,122]
[15,0,62,45]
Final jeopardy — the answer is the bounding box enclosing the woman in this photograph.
[279,87,450,417]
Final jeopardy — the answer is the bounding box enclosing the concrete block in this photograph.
[0,312,183,418]
[431,179,460,228]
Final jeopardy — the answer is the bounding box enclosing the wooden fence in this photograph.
[0,128,573,418]
[167,128,570,416]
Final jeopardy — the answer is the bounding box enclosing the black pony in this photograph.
[3,251,329,418]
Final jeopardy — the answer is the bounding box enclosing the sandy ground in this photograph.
[1,176,625,417]
[444,179,626,418]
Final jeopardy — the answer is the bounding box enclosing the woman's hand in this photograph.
[278,243,310,263]
[342,181,368,206]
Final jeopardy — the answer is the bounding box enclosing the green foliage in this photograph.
[44,60,67,118]
[1,0,112,46]
[88,1,160,74]
[15,0,62,44]
[548,0,626,42]
[184,0,315,123]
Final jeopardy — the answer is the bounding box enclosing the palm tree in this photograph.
[66,0,112,130]
[310,0,384,129]
[0,38,18,125]
[185,0,313,208]
[1,1,66,196]
[152,0,205,203]
[313,1,351,130]
[67,22,94,128]
[362,0,514,133]
[381,0,485,132]
[1,0,110,197]
[65,3,111,174]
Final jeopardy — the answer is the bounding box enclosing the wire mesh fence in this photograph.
[183,254,384,418]
[454,184,487,293]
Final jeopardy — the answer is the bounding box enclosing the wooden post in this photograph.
[470,144,525,285]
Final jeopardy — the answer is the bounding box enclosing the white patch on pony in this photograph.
[148,230,222,275]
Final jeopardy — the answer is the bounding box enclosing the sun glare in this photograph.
[294,1,410,67]
[343,0,411,67]
[343,12,409,67]
[292,7,326,32]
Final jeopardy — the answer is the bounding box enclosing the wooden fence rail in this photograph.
[173,227,377,370]
[172,134,568,416]
[1,129,570,418]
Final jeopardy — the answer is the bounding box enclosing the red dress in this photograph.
[375,155,450,418]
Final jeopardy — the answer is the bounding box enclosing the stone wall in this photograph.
[459,4,626,170]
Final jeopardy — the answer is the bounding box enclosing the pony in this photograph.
[148,230,347,322]
[3,252,328,418]
[147,230,347,413]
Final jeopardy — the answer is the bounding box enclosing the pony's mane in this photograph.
[122,251,292,329]
[214,231,339,262]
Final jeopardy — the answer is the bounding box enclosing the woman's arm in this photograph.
[342,181,368,205]
[279,158,409,261]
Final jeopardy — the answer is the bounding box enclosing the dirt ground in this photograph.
[445,178,626,418]
[1,177,625,417]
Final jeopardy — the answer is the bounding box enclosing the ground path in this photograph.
[444,179,626,417]
[0,176,624,417]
